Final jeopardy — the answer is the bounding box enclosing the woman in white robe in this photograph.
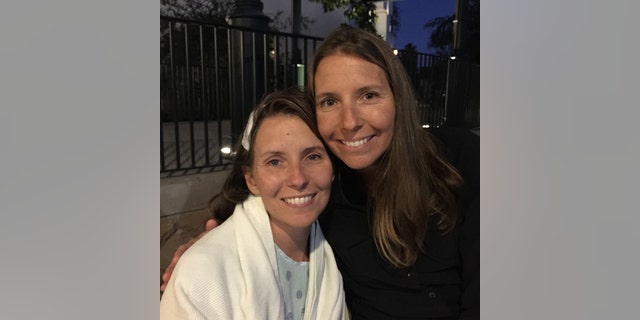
[160,87,348,320]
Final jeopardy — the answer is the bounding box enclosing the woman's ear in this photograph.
[243,167,260,196]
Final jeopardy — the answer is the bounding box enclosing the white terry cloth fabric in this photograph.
[160,195,348,320]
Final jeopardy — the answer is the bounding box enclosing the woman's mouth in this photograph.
[340,136,372,147]
[282,194,315,205]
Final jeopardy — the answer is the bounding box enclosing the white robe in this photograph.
[160,195,348,319]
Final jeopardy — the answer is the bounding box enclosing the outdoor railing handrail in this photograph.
[160,16,478,176]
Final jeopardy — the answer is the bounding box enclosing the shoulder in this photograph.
[427,127,479,229]
[174,216,239,280]
[426,127,479,164]
[427,127,479,192]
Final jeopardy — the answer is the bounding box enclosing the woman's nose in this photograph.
[287,163,309,190]
[340,101,362,131]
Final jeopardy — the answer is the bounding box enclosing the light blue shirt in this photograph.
[275,245,309,320]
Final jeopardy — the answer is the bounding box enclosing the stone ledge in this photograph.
[161,170,230,217]
[160,170,230,293]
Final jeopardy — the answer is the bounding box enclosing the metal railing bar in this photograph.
[199,24,210,167]
[169,21,181,169]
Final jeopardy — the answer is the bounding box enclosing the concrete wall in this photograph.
[160,169,231,292]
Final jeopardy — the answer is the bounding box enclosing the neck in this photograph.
[357,165,378,191]
[271,223,311,262]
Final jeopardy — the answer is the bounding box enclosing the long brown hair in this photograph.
[308,26,463,268]
[207,86,323,223]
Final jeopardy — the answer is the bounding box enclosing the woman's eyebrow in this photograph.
[255,150,284,159]
[302,145,326,154]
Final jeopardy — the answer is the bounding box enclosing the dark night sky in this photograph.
[393,0,454,54]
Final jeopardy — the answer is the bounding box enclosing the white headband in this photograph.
[241,111,255,151]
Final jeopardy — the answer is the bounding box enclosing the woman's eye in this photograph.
[321,98,336,107]
[363,92,376,100]
[307,153,321,161]
[267,159,281,166]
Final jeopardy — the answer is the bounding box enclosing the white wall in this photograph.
[374,1,395,47]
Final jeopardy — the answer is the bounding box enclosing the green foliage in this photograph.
[268,11,316,33]
[309,0,378,34]
[160,0,234,24]
[345,1,377,33]
[424,15,454,56]
[424,0,479,63]
[161,0,379,36]
[403,43,417,52]
[309,0,350,12]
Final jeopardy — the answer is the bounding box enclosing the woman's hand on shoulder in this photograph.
[160,219,218,292]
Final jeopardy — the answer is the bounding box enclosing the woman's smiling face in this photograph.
[313,53,395,173]
[244,114,333,232]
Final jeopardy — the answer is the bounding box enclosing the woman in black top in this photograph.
[308,26,478,319]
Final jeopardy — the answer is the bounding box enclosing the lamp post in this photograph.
[227,0,270,30]
[227,0,270,141]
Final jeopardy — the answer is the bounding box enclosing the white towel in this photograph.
[161,195,348,319]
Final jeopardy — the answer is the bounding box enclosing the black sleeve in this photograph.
[454,130,479,320]
[428,127,480,320]
[458,192,479,320]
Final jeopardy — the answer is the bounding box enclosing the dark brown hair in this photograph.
[308,26,463,268]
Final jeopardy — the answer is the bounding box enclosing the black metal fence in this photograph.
[160,16,479,175]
